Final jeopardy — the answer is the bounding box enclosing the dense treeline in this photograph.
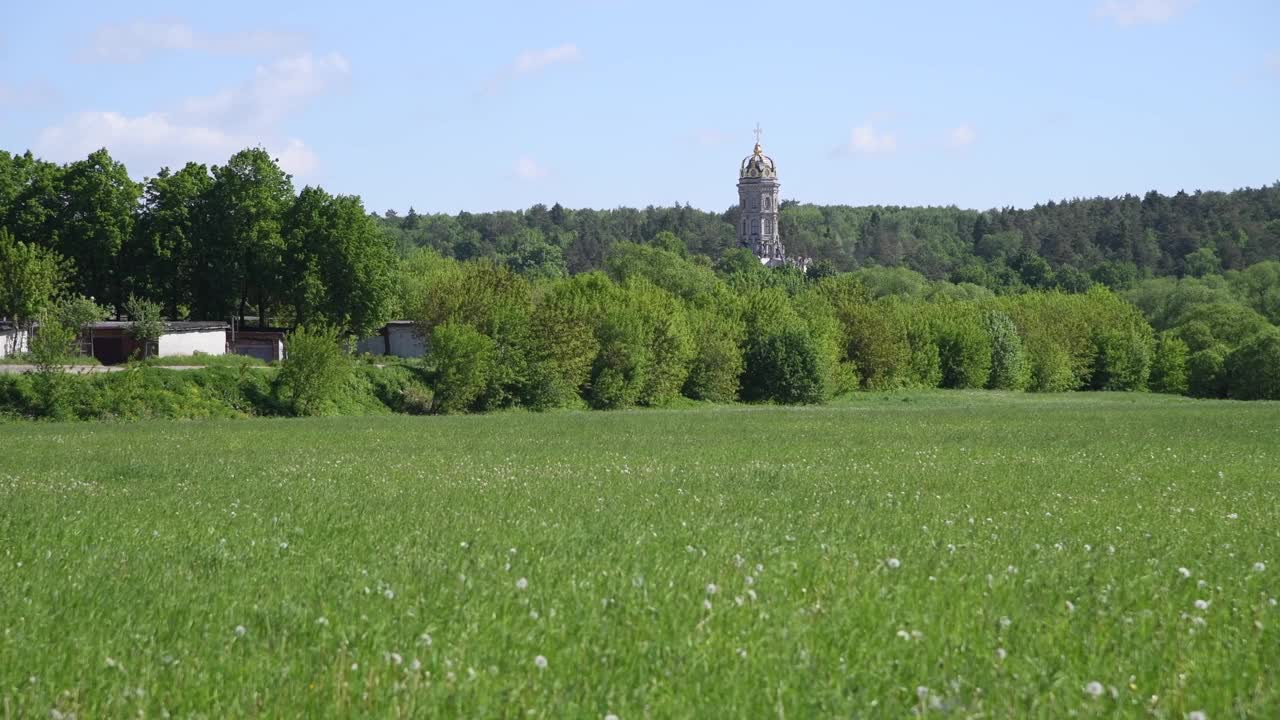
[0,147,397,335]
[2,146,1279,409]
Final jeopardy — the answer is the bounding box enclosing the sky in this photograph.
[1,0,1277,215]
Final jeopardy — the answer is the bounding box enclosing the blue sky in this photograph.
[1,0,1277,214]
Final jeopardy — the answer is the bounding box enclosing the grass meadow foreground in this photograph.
[1,392,1278,718]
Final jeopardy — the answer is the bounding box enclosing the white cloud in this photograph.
[34,111,318,177]
[486,43,581,94]
[180,52,351,130]
[946,124,977,149]
[81,19,305,63]
[34,52,347,178]
[1094,0,1194,26]
[514,156,548,180]
[846,123,897,154]
[0,79,58,110]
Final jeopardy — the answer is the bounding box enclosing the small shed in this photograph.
[230,328,287,362]
[85,321,229,365]
[0,323,29,358]
[357,321,425,359]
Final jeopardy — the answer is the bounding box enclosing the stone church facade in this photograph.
[738,137,786,267]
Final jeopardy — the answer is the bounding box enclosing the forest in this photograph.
[2,145,1279,411]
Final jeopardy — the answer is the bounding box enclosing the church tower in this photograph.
[737,127,784,266]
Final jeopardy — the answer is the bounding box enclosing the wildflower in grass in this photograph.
[746,589,757,601]
[384,588,395,600]
[995,647,1007,661]
[1254,562,1266,572]
[897,630,911,640]
[706,583,718,595]
[1227,513,1238,520]
[234,625,246,637]
[1178,567,1192,579]
[316,616,329,626]
[410,658,422,671]
[279,541,288,550]
[534,655,548,670]
[605,714,620,720]
[1187,712,1207,720]
[1194,599,1209,610]
[916,686,929,700]
[886,558,901,569]
[703,599,713,610]
[386,652,403,665]
[1085,681,1104,697]
[516,577,529,590]
[1007,565,1017,574]
[745,575,754,586]
[1065,600,1076,613]
[419,633,433,646]
[999,616,1012,628]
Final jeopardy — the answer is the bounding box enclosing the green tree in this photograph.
[54,149,140,309]
[133,163,212,317]
[124,294,164,360]
[1149,332,1189,395]
[741,326,826,404]
[207,148,295,324]
[428,323,497,413]
[276,323,352,416]
[1224,329,1280,400]
[984,310,1029,390]
[0,228,66,342]
[1187,346,1229,398]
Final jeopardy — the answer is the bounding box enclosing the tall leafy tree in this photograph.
[55,149,140,308]
[207,148,294,324]
[133,163,213,317]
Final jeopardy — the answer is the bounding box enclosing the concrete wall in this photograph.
[356,335,387,356]
[0,329,28,358]
[158,330,226,358]
[387,325,425,358]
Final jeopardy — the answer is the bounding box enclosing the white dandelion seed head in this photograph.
[999,616,1012,628]
[516,577,529,591]
[387,652,403,665]
[534,655,548,670]
[703,599,713,610]
[1188,712,1207,720]
[1085,681,1104,697]
[1194,599,1209,610]
[916,686,929,700]
[1254,562,1266,573]
[1227,513,1238,520]
[419,633,433,646]
[279,541,288,550]
[1178,567,1192,579]
[384,588,395,600]
[897,630,911,640]
[316,616,329,626]
[605,715,620,720]
[1065,600,1076,613]
[705,583,718,595]
[995,647,1007,661]
[234,625,246,637]
[886,558,901,569]
[410,658,422,671]
[746,589,757,601]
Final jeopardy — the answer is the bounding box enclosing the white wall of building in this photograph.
[0,329,29,358]
[387,325,426,358]
[158,330,226,357]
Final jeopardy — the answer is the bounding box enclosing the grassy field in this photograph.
[1,392,1277,718]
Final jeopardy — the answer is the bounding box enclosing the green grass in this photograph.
[1,392,1277,717]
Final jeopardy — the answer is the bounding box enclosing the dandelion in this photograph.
[746,589,757,601]
[703,599,713,610]
[1188,712,1207,720]
[1254,562,1266,572]
[279,541,289,550]
[897,630,911,640]
[1194,599,1209,610]
[1227,513,1238,520]
[705,583,719,595]
[516,577,529,590]
[234,625,247,637]
[410,658,422,671]
[1007,565,1018,574]
[1065,600,1076,613]
[419,633,433,646]
[995,647,1007,661]
[1085,681,1104,697]
[383,588,395,600]
[744,575,755,586]
[916,686,930,700]
[534,655,548,670]
[997,615,1012,629]
[1178,567,1192,579]
[386,652,403,665]
[316,616,329,626]
[605,714,620,720]
[530,610,540,620]
[734,596,745,606]
[886,558,901,569]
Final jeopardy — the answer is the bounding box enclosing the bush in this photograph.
[1026,338,1076,392]
[984,311,1029,390]
[683,309,745,402]
[276,324,352,416]
[741,326,826,404]
[1090,326,1153,391]
[1225,329,1280,400]
[1187,346,1229,399]
[428,323,496,414]
[933,308,992,389]
[1149,332,1190,395]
